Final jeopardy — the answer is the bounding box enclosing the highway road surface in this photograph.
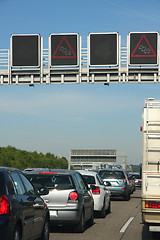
[49,189,159,240]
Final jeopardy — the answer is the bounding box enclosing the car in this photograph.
[128,172,142,188]
[0,167,50,240]
[127,174,135,193]
[78,170,111,218]
[25,169,94,233]
[98,168,131,201]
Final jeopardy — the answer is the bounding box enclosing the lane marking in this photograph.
[120,217,134,233]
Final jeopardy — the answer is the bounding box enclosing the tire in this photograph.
[88,207,94,226]
[124,193,130,201]
[100,200,106,218]
[12,225,21,240]
[106,200,111,214]
[41,217,49,240]
[74,210,85,233]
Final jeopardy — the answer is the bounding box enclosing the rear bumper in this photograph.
[142,196,160,231]
[49,208,82,225]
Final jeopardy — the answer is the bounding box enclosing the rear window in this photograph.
[0,173,4,194]
[27,174,75,190]
[82,175,96,184]
[99,170,125,180]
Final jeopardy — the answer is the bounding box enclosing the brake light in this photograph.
[92,186,100,195]
[68,191,78,201]
[39,172,56,174]
[145,201,160,209]
[122,188,126,191]
[0,195,9,215]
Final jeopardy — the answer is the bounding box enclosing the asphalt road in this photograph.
[49,189,159,240]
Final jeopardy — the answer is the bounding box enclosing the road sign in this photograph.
[129,32,158,65]
[89,33,119,66]
[50,34,79,66]
[11,34,41,67]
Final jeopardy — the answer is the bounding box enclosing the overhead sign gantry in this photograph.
[0,31,160,85]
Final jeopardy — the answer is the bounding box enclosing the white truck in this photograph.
[142,98,160,233]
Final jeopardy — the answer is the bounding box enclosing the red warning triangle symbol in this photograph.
[131,35,156,58]
[52,37,76,59]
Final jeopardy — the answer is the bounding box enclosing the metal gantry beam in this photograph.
[0,39,160,85]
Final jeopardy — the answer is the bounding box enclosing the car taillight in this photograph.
[0,195,9,215]
[92,186,100,195]
[145,201,160,209]
[122,188,126,191]
[68,191,78,201]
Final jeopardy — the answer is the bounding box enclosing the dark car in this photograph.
[99,168,131,201]
[128,172,142,188]
[25,169,94,233]
[0,167,50,240]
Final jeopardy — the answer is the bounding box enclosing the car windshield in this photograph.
[27,174,75,190]
[82,175,96,184]
[99,170,125,180]
[0,173,4,194]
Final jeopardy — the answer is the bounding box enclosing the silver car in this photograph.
[25,169,94,233]
[78,170,111,218]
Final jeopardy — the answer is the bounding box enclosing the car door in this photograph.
[75,173,93,221]
[11,171,34,240]
[19,172,45,239]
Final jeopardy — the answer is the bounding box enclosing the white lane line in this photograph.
[120,217,134,233]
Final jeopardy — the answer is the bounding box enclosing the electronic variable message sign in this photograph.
[89,33,119,66]
[129,32,158,65]
[50,34,79,67]
[11,34,41,67]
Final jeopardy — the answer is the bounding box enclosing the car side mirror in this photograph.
[38,186,49,195]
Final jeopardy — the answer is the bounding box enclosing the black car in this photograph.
[0,167,50,240]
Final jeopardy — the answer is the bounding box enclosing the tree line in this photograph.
[0,146,68,170]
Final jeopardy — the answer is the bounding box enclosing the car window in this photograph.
[19,173,35,195]
[82,175,96,184]
[0,173,4,194]
[27,174,74,190]
[11,172,25,195]
[99,171,125,179]
[75,173,87,190]
[96,174,104,185]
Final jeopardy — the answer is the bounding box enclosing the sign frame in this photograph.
[129,32,159,66]
[49,33,80,67]
[11,34,41,68]
[88,32,119,67]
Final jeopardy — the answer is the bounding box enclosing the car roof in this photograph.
[24,169,77,175]
[78,170,97,177]
[99,168,124,172]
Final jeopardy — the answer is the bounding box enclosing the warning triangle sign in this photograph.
[131,35,156,58]
[52,37,77,59]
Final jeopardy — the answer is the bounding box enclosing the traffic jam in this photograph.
[0,166,141,240]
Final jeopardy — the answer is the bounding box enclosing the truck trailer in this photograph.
[142,98,160,233]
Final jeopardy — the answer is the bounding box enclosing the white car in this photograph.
[78,170,111,218]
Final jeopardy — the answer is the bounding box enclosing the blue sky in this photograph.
[0,0,160,165]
